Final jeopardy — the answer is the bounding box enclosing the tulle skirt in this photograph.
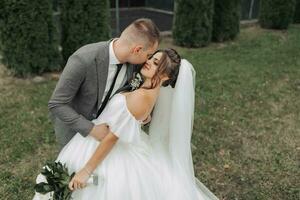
[33,132,218,200]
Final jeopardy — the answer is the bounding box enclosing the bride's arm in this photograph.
[69,93,153,191]
[68,131,118,190]
[84,131,118,171]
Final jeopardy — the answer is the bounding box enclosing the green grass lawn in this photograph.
[1,24,300,199]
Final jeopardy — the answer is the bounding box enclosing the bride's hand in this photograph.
[68,167,90,191]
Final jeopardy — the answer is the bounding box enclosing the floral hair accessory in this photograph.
[130,72,143,91]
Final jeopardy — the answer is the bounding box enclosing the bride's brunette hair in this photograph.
[116,48,181,94]
[143,48,181,89]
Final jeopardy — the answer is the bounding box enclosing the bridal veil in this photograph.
[149,59,219,200]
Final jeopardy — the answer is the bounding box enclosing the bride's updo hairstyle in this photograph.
[144,48,181,89]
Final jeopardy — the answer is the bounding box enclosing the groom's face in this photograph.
[128,41,158,64]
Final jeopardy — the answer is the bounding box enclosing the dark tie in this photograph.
[96,64,123,117]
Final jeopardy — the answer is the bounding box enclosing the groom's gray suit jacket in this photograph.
[48,40,137,148]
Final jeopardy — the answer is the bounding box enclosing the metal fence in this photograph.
[52,0,261,39]
[241,0,260,20]
[140,0,260,20]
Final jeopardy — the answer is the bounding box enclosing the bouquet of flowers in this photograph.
[34,161,99,200]
[34,161,74,200]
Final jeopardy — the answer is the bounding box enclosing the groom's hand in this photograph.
[89,124,109,141]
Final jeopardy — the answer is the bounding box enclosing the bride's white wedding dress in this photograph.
[33,60,219,200]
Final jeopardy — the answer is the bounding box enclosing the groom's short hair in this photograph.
[124,18,160,49]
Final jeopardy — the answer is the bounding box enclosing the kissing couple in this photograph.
[33,18,219,200]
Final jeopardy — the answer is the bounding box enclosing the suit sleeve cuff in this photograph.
[73,116,94,137]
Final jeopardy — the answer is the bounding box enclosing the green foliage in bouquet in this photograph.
[259,0,297,29]
[34,161,75,200]
[60,0,111,64]
[173,0,214,47]
[212,0,241,42]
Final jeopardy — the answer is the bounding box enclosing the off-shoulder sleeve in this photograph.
[93,95,141,143]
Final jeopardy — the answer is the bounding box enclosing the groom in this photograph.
[48,18,160,149]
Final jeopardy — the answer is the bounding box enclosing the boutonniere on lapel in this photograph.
[130,72,144,91]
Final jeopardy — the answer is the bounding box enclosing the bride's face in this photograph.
[140,52,163,79]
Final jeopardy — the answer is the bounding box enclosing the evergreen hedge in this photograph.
[0,0,61,76]
[212,0,240,42]
[259,0,296,29]
[60,0,111,63]
[294,0,300,23]
[173,0,214,47]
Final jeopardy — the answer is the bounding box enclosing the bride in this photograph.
[33,48,219,200]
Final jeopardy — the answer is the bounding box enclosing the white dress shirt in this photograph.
[100,39,127,104]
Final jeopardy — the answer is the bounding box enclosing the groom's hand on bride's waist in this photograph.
[89,124,110,141]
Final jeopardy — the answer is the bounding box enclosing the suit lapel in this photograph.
[125,63,134,83]
[94,40,142,109]
[95,41,110,110]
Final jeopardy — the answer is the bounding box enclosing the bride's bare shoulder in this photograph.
[125,90,153,121]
